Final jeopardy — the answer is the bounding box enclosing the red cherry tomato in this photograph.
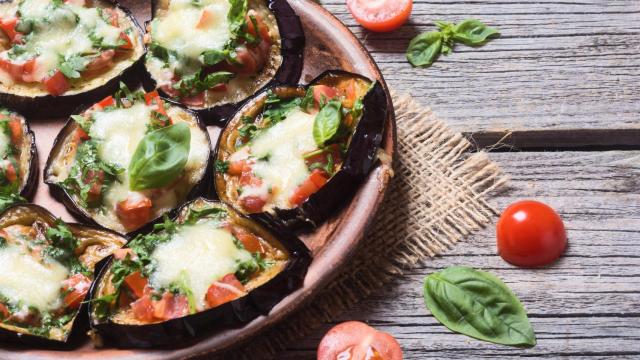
[317,321,402,360]
[497,200,567,267]
[346,0,413,33]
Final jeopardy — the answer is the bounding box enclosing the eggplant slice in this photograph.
[0,108,37,211]
[214,70,388,231]
[143,0,305,124]
[0,204,126,346]
[44,85,212,235]
[88,197,310,348]
[0,0,145,119]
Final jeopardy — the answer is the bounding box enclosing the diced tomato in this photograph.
[113,248,135,260]
[196,9,214,29]
[0,17,21,43]
[181,91,205,107]
[4,162,17,183]
[0,303,9,320]
[74,127,91,142]
[0,58,23,79]
[160,84,181,98]
[313,85,339,107]
[118,32,133,50]
[239,196,266,213]
[234,46,258,75]
[20,58,37,82]
[85,50,115,73]
[43,70,70,96]
[340,79,358,109]
[124,271,148,299]
[116,195,153,231]
[239,171,262,187]
[228,160,246,176]
[304,145,342,171]
[289,170,328,206]
[206,274,245,308]
[231,226,265,254]
[83,169,104,202]
[245,13,271,44]
[62,274,92,310]
[210,83,227,92]
[7,118,21,145]
[152,292,189,320]
[131,294,155,322]
[144,90,168,116]
[95,95,115,110]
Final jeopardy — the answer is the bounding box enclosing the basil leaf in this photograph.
[59,54,88,79]
[128,123,191,191]
[453,19,500,46]
[313,100,342,146]
[424,266,536,347]
[406,31,443,67]
[202,49,227,66]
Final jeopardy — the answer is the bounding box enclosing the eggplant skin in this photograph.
[143,0,305,125]
[43,103,213,237]
[215,70,389,231]
[0,204,126,348]
[88,198,311,348]
[0,1,146,119]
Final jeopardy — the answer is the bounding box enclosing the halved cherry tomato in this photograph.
[61,274,92,310]
[239,196,266,213]
[4,162,17,183]
[317,321,403,360]
[313,85,339,108]
[497,200,567,267]
[123,271,148,299]
[289,170,328,206]
[116,195,153,231]
[43,70,70,96]
[231,226,265,254]
[7,118,22,145]
[346,0,413,33]
[206,274,245,308]
[0,17,21,43]
[131,294,155,322]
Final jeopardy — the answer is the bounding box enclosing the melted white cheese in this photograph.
[150,224,252,310]
[0,127,10,156]
[0,245,68,310]
[151,0,232,68]
[240,108,317,209]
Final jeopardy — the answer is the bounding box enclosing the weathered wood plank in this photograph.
[278,150,640,358]
[318,1,640,132]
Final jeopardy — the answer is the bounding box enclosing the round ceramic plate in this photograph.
[1,0,396,358]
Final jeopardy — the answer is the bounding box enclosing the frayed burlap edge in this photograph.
[211,92,509,359]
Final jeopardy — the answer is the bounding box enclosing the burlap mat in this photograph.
[214,92,509,359]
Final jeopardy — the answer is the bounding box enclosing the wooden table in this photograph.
[279,1,640,358]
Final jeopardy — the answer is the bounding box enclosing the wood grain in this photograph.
[278,150,640,358]
[319,0,640,133]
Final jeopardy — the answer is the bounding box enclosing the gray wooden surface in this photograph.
[279,1,640,358]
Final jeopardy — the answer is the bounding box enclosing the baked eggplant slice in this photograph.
[44,85,212,235]
[0,204,126,346]
[143,0,304,124]
[0,0,145,118]
[0,107,37,211]
[214,70,388,230]
[88,197,310,348]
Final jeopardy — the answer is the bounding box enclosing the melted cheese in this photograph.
[0,128,10,156]
[151,0,232,69]
[241,108,317,209]
[0,245,68,310]
[150,224,252,310]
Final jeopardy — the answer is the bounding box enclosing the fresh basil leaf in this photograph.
[424,266,536,347]
[313,100,342,146]
[59,54,87,79]
[453,19,500,46]
[228,0,248,34]
[202,49,227,66]
[406,31,443,68]
[128,123,191,191]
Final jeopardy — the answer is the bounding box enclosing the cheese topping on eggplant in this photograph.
[237,108,317,209]
[0,0,136,94]
[0,244,68,311]
[151,224,252,310]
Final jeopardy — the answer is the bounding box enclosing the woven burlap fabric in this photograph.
[211,92,509,360]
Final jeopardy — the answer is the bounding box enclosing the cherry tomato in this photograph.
[497,200,567,267]
[346,0,413,33]
[317,321,402,360]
